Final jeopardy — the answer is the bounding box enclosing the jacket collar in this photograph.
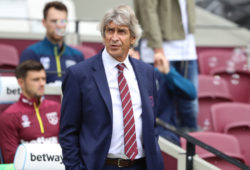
[20,94,44,106]
[44,37,65,50]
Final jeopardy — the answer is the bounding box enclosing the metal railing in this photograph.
[156,118,250,170]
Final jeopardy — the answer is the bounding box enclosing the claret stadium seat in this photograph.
[198,75,232,131]
[0,44,19,70]
[211,102,250,166]
[181,132,245,170]
[71,45,98,59]
[198,49,247,75]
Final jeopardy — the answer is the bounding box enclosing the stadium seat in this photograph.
[71,45,98,59]
[211,70,250,103]
[0,44,19,70]
[211,102,250,166]
[161,152,177,170]
[198,48,247,75]
[181,132,245,170]
[198,75,232,131]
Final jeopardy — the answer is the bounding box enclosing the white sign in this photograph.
[14,144,65,170]
[0,76,20,103]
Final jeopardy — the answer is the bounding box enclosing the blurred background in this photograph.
[196,0,250,29]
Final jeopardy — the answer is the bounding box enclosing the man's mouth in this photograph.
[110,44,120,49]
[55,28,66,36]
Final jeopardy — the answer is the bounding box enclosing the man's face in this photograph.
[18,70,46,99]
[104,21,135,62]
[43,7,68,43]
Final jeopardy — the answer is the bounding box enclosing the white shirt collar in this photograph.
[102,48,132,72]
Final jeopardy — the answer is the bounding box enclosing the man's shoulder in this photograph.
[63,45,85,62]
[65,45,83,55]
[2,102,20,113]
[42,99,61,107]
[0,102,22,121]
[70,52,101,71]
[27,40,44,49]
[130,57,154,71]
[21,40,45,55]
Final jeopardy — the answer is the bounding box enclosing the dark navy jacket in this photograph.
[20,37,84,83]
[59,51,164,170]
[156,67,197,145]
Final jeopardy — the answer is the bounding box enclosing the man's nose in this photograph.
[111,31,119,41]
[40,79,46,86]
[57,24,66,29]
[56,20,67,28]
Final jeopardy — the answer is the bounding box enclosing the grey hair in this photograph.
[99,4,142,47]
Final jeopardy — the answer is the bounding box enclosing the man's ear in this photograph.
[131,36,136,46]
[42,19,46,27]
[17,78,24,89]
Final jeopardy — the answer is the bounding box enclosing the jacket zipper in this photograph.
[34,103,44,134]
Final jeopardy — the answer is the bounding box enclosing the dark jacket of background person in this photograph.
[156,67,197,145]
[20,37,84,83]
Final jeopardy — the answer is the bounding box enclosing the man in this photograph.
[20,1,84,83]
[130,48,197,145]
[0,60,61,163]
[59,5,164,170]
[154,54,197,145]
[134,0,198,131]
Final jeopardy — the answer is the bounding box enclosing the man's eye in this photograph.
[56,19,68,25]
[51,20,57,23]
[118,30,126,34]
[107,29,113,32]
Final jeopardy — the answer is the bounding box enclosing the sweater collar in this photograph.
[44,37,65,50]
[20,94,44,106]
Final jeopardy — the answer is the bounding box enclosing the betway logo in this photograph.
[30,153,63,164]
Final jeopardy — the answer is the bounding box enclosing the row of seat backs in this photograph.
[214,71,250,103]
[181,132,246,170]
[196,102,250,167]
[198,49,250,103]
[198,74,250,129]
[211,102,250,167]
[197,74,250,167]
[0,43,98,70]
[198,74,232,131]
[0,44,19,70]
[71,45,98,60]
[197,74,232,131]
[198,48,248,75]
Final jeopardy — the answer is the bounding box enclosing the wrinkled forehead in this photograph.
[106,21,130,30]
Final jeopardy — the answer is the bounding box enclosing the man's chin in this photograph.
[107,48,120,55]
[35,93,44,98]
[108,51,119,57]
[51,36,63,43]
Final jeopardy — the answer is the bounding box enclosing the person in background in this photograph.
[59,5,164,170]
[154,54,197,145]
[19,1,84,83]
[134,0,199,132]
[0,60,61,163]
[130,48,197,145]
